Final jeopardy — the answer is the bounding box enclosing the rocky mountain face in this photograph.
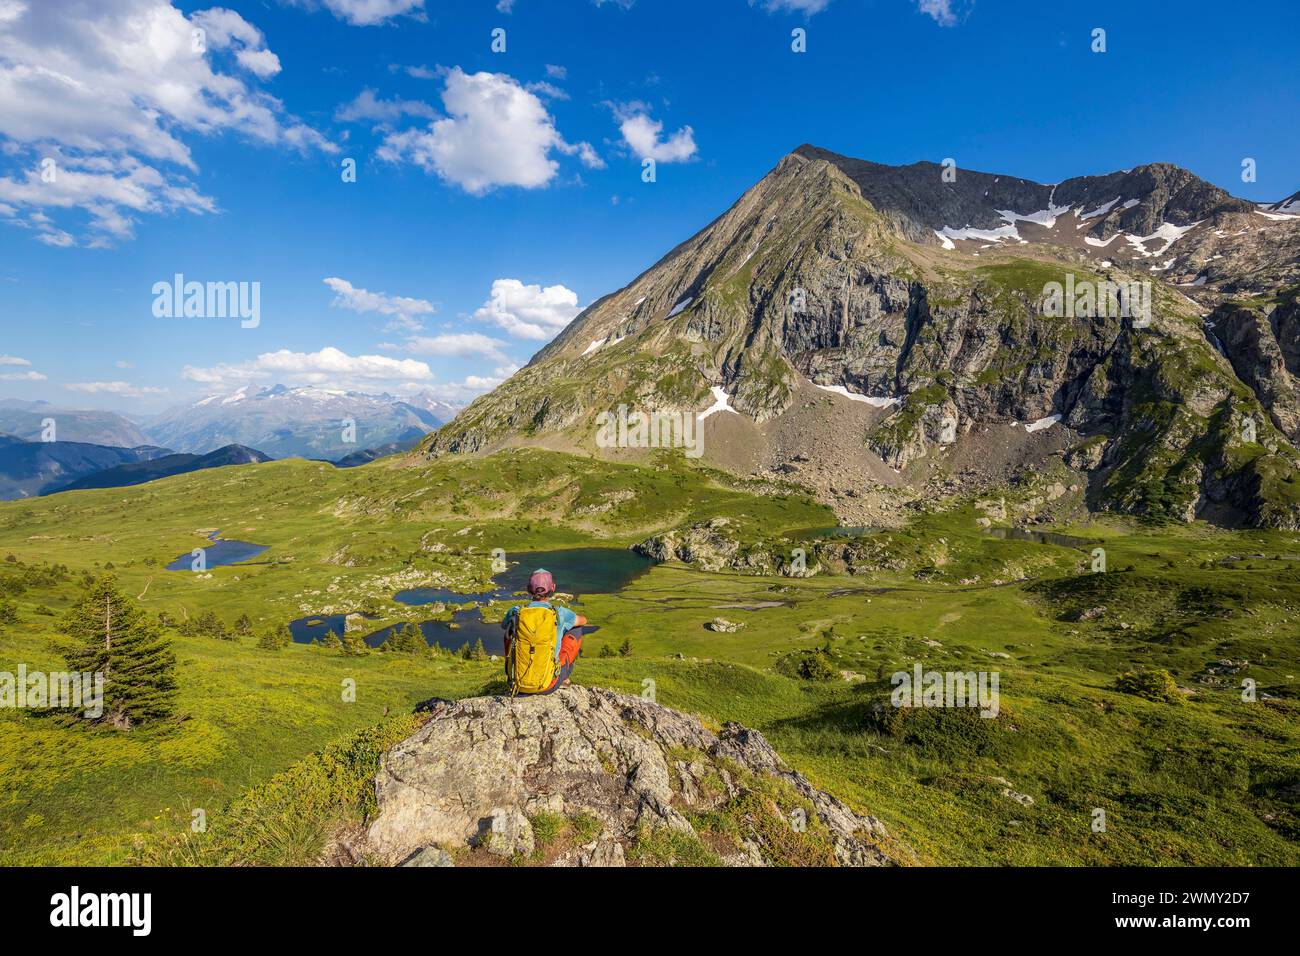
[794,146,1255,246]
[1211,291,1300,442]
[144,385,457,459]
[359,687,905,867]
[422,146,1300,530]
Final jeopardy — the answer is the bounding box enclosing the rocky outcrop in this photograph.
[363,686,905,867]
[633,518,741,571]
[705,618,745,633]
[1214,297,1300,442]
[633,518,820,576]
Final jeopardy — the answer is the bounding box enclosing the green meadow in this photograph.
[1,449,1298,865]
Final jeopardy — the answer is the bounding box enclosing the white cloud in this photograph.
[336,88,436,124]
[527,80,569,101]
[0,369,45,381]
[182,346,434,389]
[544,64,567,79]
[0,153,215,245]
[235,48,282,79]
[412,364,519,404]
[323,277,435,332]
[299,0,426,26]
[191,7,281,77]
[0,354,32,366]
[751,0,833,12]
[405,332,510,362]
[399,64,439,80]
[560,139,605,169]
[473,278,583,341]
[65,380,166,396]
[377,67,592,194]
[615,109,697,163]
[0,0,333,245]
[916,0,964,27]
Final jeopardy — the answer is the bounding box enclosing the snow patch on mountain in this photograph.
[813,384,901,408]
[1023,414,1062,433]
[698,387,737,421]
[1123,221,1200,258]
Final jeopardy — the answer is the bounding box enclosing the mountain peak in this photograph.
[424,141,1300,530]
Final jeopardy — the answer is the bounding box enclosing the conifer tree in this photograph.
[0,597,17,628]
[61,575,177,728]
[257,628,289,651]
[385,623,423,654]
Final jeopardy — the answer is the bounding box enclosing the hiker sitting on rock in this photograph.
[502,569,587,696]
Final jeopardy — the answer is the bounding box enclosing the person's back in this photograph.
[501,569,587,696]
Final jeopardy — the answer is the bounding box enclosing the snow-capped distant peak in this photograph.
[292,386,350,401]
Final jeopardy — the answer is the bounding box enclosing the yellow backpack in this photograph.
[506,605,559,695]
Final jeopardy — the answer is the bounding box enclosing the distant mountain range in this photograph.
[332,435,427,468]
[0,386,465,465]
[0,435,172,499]
[50,443,272,493]
[139,385,460,459]
[0,414,429,499]
[0,399,151,447]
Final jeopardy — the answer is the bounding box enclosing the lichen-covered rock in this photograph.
[705,618,745,632]
[633,518,816,576]
[363,686,906,867]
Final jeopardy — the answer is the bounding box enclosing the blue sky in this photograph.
[1,0,1297,415]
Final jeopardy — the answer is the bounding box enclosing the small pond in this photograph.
[394,547,654,606]
[292,547,637,651]
[984,527,1100,549]
[167,531,269,571]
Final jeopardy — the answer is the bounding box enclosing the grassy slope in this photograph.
[1,449,1298,865]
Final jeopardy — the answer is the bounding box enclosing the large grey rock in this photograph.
[363,686,905,867]
[399,846,454,867]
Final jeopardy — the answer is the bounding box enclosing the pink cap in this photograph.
[528,568,555,597]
